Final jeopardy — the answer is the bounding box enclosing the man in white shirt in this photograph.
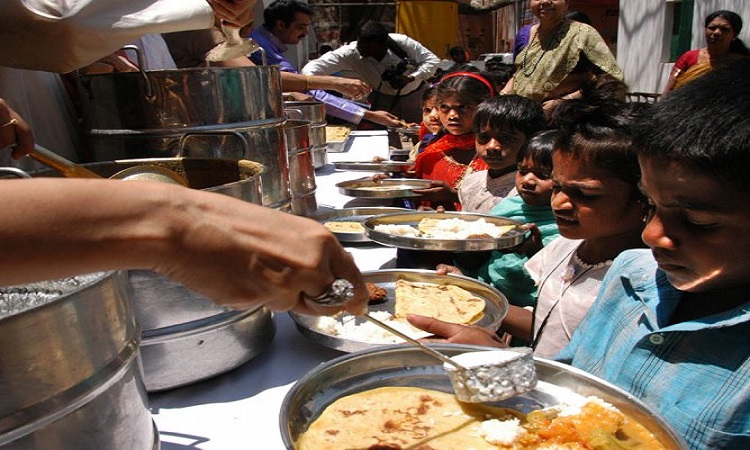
[302,21,440,124]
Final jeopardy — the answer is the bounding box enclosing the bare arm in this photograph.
[497,305,533,343]
[0,178,368,315]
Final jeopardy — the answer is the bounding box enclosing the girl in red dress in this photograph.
[412,72,495,210]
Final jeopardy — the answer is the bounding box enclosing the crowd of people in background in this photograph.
[0,0,749,448]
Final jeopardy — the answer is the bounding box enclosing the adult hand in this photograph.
[320,76,372,100]
[78,51,140,75]
[150,187,370,315]
[0,98,34,158]
[386,74,415,90]
[207,0,256,28]
[363,110,401,127]
[406,314,506,348]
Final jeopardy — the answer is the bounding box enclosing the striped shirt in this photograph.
[556,249,750,449]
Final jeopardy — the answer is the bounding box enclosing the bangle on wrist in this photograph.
[304,75,311,91]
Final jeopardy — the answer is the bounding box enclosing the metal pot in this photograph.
[284,119,317,217]
[32,157,274,392]
[0,272,157,449]
[76,66,290,211]
[284,101,327,169]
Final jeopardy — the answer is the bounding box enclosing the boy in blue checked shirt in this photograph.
[408,59,750,448]
[556,58,750,449]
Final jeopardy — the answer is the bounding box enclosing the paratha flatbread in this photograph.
[296,386,517,449]
[323,221,365,233]
[394,279,485,324]
[297,387,667,449]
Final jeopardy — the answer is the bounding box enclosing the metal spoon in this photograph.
[361,314,465,370]
[28,144,101,179]
[29,144,187,185]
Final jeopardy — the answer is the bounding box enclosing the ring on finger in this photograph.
[303,278,354,307]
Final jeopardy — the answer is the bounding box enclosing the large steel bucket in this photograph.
[77,66,290,211]
[284,101,327,169]
[284,119,317,217]
[32,157,275,392]
[0,272,157,449]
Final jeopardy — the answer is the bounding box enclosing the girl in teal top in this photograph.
[465,130,560,307]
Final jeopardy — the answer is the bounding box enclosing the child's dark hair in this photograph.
[553,99,644,187]
[472,95,547,147]
[421,86,437,103]
[634,58,750,190]
[435,72,495,106]
[518,129,560,169]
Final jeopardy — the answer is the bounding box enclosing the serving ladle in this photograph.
[28,144,188,185]
[310,278,537,403]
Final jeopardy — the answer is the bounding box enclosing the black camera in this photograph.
[382,58,418,89]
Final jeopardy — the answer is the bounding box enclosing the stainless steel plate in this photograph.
[336,178,432,198]
[315,207,411,243]
[289,269,508,352]
[280,344,688,450]
[364,211,526,251]
[333,161,414,173]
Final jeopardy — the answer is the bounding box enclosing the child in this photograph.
[411,71,495,210]
[408,86,442,162]
[557,59,750,449]
[410,99,649,357]
[458,94,547,213]
[464,129,561,308]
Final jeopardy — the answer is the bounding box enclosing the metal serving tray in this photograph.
[332,161,414,173]
[288,269,508,353]
[363,211,526,251]
[336,178,432,198]
[280,344,688,450]
[315,207,411,243]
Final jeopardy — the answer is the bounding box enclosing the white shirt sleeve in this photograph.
[391,34,440,83]
[0,0,213,73]
[301,45,355,76]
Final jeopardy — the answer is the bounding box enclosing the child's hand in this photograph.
[501,223,544,257]
[406,314,507,348]
[435,263,463,276]
[371,172,391,181]
[412,180,457,203]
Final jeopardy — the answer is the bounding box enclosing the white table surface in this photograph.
[149,131,399,450]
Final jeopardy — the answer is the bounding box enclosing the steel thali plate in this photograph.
[363,211,526,251]
[336,178,432,198]
[314,207,411,243]
[333,161,414,173]
[288,269,508,353]
[280,344,688,449]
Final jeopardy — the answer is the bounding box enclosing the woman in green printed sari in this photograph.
[501,0,622,119]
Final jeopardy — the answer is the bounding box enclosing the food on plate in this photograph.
[372,223,420,237]
[394,279,485,324]
[325,125,352,142]
[322,221,365,233]
[310,311,431,344]
[418,217,516,239]
[373,217,516,239]
[365,282,388,304]
[296,386,666,449]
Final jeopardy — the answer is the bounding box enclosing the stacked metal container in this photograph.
[284,101,327,170]
[76,65,292,212]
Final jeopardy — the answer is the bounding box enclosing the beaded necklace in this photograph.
[521,22,564,77]
[530,246,612,350]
